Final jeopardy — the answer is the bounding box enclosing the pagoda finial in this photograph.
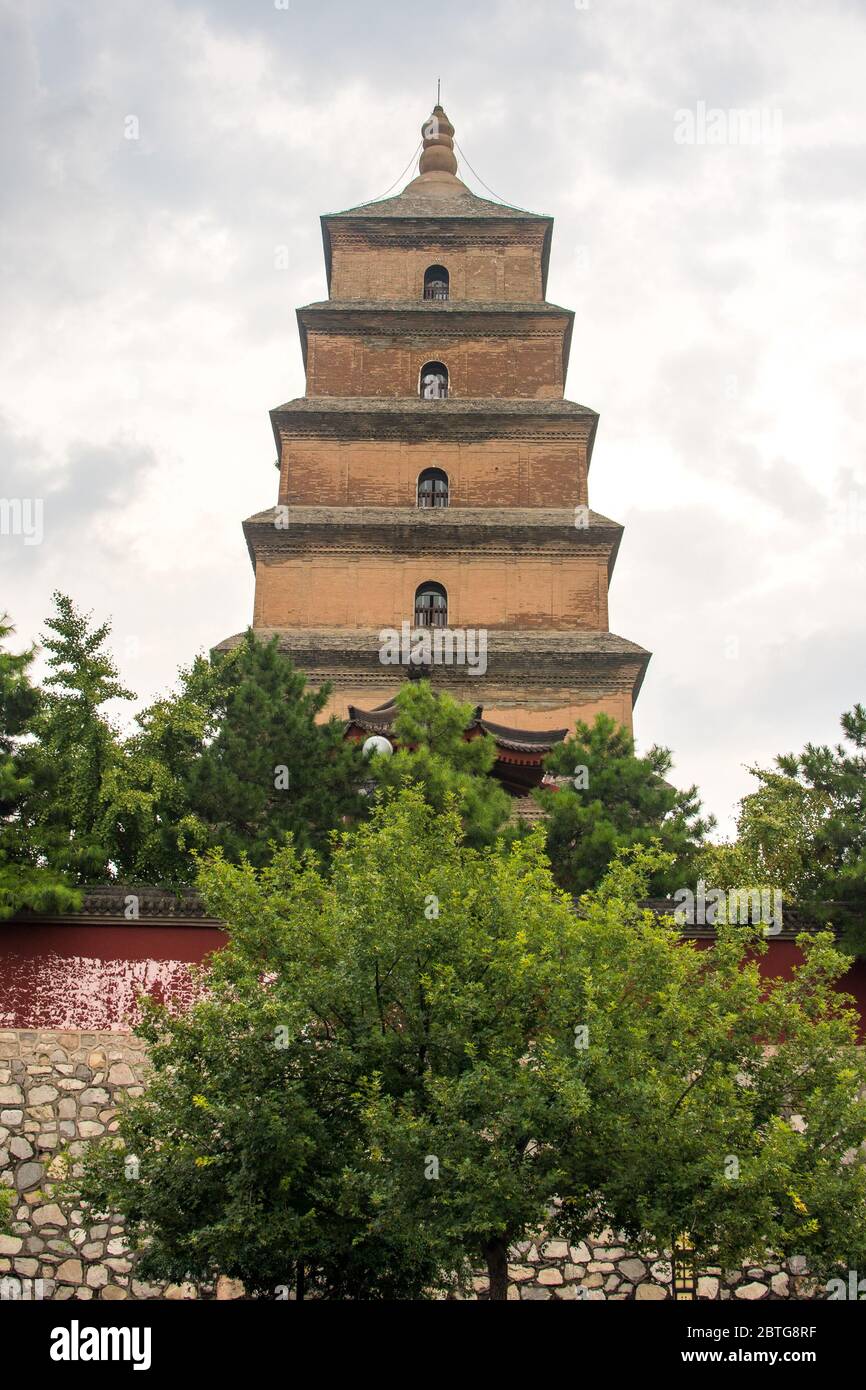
[418,102,458,178]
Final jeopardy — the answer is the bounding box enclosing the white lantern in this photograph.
[362,735,394,759]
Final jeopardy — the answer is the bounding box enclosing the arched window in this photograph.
[417,468,449,509]
[420,361,448,399]
[423,265,449,300]
[414,581,448,628]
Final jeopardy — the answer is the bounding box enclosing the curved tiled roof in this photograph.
[346,698,567,754]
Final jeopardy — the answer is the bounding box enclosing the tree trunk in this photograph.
[485,1237,509,1301]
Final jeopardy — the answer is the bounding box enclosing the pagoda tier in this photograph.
[296,301,574,399]
[215,627,648,734]
[269,397,599,509]
[217,102,650,742]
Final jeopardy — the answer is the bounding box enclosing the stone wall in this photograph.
[0,1028,822,1302]
[0,1028,162,1302]
[487,1237,811,1302]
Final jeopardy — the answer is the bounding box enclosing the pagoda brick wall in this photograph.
[304,333,564,398]
[252,554,610,631]
[328,236,547,302]
[278,439,590,508]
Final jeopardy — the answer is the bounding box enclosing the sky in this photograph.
[2,0,865,834]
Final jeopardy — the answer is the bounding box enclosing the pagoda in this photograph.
[218,104,650,789]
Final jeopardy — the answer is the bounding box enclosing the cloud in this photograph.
[1,0,864,827]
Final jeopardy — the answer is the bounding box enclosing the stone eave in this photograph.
[269,396,599,457]
[214,627,651,704]
[216,626,649,660]
[241,506,623,578]
[295,300,575,382]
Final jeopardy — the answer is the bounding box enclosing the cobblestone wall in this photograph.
[480,1237,812,1301]
[0,1029,821,1302]
[0,1028,169,1302]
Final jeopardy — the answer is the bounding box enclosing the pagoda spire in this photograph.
[403,102,464,194]
[419,103,458,177]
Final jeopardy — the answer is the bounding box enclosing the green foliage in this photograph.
[0,611,80,917]
[5,600,369,890]
[0,1182,12,1235]
[699,767,830,899]
[774,704,866,952]
[537,712,712,896]
[556,852,866,1279]
[106,654,219,885]
[19,592,136,883]
[702,704,866,953]
[172,632,367,870]
[74,790,866,1297]
[368,680,512,847]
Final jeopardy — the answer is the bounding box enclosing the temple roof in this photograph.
[217,627,650,661]
[269,395,600,456]
[346,697,567,754]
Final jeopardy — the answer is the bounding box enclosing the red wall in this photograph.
[691,935,866,1041]
[1,922,864,1037]
[0,922,224,1032]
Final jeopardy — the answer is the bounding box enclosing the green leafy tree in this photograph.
[368,680,512,847]
[0,611,81,916]
[537,712,712,896]
[699,766,830,901]
[74,790,866,1299]
[10,602,369,890]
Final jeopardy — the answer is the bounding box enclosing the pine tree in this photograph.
[178,632,366,867]
[774,703,866,951]
[116,655,221,885]
[537,712,712,896]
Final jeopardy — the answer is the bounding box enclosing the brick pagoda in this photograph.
[218,104,649,785]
